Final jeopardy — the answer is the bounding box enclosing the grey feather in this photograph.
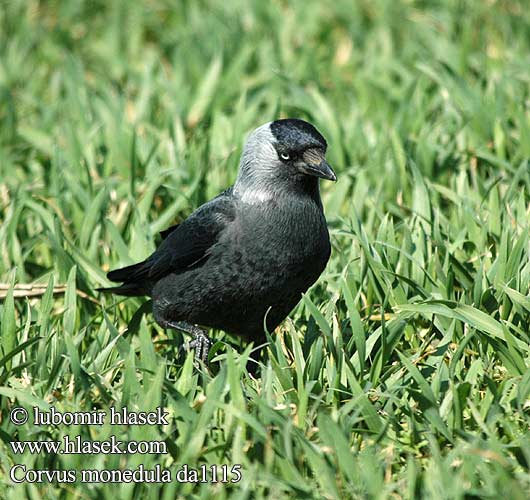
[101,118,336,343]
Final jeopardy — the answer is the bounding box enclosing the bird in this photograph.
[100,118,336,364]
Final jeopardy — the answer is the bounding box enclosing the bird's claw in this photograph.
[168,321,212,364]
[188,331,212,363]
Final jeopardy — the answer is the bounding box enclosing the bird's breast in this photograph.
[179,199,331,337]
[225,200,331,280]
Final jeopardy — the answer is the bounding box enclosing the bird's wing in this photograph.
[159,223,180,239]
[146,192,236,280]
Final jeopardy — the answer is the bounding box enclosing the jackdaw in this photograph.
[100,118,336,362]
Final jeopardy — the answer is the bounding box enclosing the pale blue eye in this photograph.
[280,153,290,161]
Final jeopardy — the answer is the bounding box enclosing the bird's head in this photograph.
[235,119,336,202]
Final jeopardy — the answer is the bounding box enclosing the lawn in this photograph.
[0,0,529,498]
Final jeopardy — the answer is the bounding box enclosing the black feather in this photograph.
[159,223,179,240]
[99,119,334,344]
[97,283,147,296]
[107,260,150,283]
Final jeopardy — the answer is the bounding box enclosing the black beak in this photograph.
[302,160,337,182]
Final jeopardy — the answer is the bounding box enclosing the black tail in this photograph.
[98,260,152,297]
[97,283,148,297]
[107,260,151,283]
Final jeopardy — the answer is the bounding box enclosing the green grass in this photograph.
[1,0,530,498]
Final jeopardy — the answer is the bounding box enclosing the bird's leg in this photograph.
[166,321,212,363]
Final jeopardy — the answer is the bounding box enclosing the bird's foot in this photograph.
[167,321,212,364]
[187,330,212,363]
